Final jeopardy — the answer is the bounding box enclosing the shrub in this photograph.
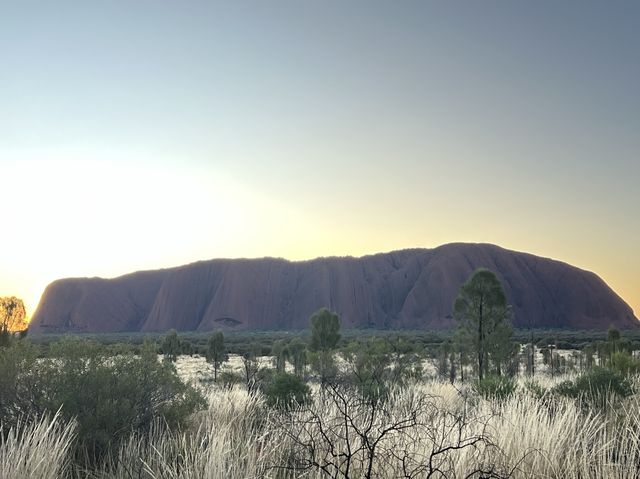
[552,367,634,409]
[357,375,390,403]
[609,351,640,376]
[523,380,547,400]
[474,375,516,401]
[218,371,243,390]
[262,372,311,410]
[0,340,43,429]
[0,338,206,467]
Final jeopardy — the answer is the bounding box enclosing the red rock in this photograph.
[28,243,639,333]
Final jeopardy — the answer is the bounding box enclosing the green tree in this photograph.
[161,329,181,362]
[487,320,514,376]
[309,308,341,385]
[607,325,621,344]
[385,336,422,384]
[272,339,290,373]
[453,269,510,381]
[452,328,471,383]
[206,331,228,381]
[436,341,452,380]
[288,338,307,378]
[242,342,262,393]
[607,325,621,364]
[342,337,393,400]
[583,344,595,370]
[310,308,341,351]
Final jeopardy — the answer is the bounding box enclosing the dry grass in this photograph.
[89,378,640,478]
[0,411,75,479]
[4,369,640,478]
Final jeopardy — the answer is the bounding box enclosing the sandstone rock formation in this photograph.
[29,243,639,333]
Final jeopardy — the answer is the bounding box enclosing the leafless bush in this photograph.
[272,381,513,478]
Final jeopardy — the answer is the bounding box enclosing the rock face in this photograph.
[29,243,639,333]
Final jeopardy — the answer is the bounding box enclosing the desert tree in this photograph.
[384,335,423,384]
[271,339,290,373]
[206,330,228,381]
[453,269,510,381]
[436,341,452,380]
[309,308,341,385]
[452,328,471,383]
[487,320,515,376]
[310,308,341,351]
[242,342,262,393]
[288,338,307,378]
[0,297,27,344]
[342,337,393,401]
[161,329,181,362]
[607,324,621,364]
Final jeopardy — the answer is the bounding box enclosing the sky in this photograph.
[1,1,638,319]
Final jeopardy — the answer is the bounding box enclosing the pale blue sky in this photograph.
[1,1,638,315]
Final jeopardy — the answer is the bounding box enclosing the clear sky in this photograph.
[1,1,638,319]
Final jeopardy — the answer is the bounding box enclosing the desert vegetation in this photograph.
[2,272,640,478]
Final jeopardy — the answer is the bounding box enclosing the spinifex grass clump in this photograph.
[96,390,285,479]
[0,412,75,479]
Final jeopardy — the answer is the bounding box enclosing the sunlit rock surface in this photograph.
[29,243,639,333]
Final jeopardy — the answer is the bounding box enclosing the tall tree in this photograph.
[206,331,228,381]
[453,269,510,381]
[310,308,341,351]
[272,340,290,373]
[607,325,621,364]
[161,329,181,362]
[487,320,514,376]
[288,339,307,378]
[309,308,341,384]
[452,328,471,383]
[242,343,262,393]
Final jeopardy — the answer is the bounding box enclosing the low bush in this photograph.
[552,367,633,409]
[523,380,547,400]
[0,338,206,468]
[474,375,516,401]
[609,351,640,376]
[262,372,311,410]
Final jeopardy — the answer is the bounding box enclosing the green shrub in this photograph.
[609,351,640,376]
[0,338,206,467]
[262,372,311,410]
[218,370,243,390]
[355,374,389,403]
[474,375,516,401]
[552,367,633,409]
[524,380,547,400]
[0,340,42,430]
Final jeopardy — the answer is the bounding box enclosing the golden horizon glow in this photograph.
[1,3,638,324]
[2,158,636,322]
[0,158,640,318]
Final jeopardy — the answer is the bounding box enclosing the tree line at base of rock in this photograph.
[155,269,640,407]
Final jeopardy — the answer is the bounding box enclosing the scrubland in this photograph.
[3,365,639,479]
